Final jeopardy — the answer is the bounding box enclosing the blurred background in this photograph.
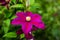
[0,0,60,40]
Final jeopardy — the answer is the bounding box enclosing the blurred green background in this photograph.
[0,0,60,40]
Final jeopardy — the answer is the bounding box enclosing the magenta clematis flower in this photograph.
[0,0,10,6]
[12,11,45,33]
[11,11,45,39]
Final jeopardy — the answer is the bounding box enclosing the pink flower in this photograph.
[11,11,45,40]
[12,11,45,34]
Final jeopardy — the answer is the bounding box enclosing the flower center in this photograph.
[26,16,31,21]
[5,0,9,2]
[0,3,2,4]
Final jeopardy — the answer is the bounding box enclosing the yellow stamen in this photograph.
[0,3,2,4]
[26,16,31,21]
[5,0,9,2]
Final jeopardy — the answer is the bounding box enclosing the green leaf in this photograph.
[0,11,2,14]
[3,19,10,33]
[30,0,35,5]
[10,4,24,8]
[28,3,40,12]
[20,34,25,39]
[19,0,23,2]
[11,0,16,4]
[10,15,16,20]
[4,19,10,26]
[3,32,17,38]
[4,9,12,18]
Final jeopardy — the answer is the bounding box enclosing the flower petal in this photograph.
[22,22,32,34]
[32,21,45,30]
[11,17,22,25]
[16,12,25,20]
[25,11,33,16]
[31,14,42,22]
[33,14,41,18]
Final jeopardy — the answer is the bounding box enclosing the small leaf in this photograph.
[3,19,10,33]
[28,3,40,12]
[4,19,10,27]
[10,4,24,8]
[11,0,16,4]
[3,32,17,38]
[26,0,35,7]
[4,9,12,18]
[0,11,2,14]
[10,15,16,20]
[30,0,35,5]
[20,34,25,39]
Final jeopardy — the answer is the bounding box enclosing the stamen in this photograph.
[26,16,31,21]
[5,0,9,2]
[0,3,2,4]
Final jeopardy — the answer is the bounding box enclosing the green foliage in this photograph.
[10,4,24,8]
[20,34,25,39]
[3,32,17,38]
[2,19,10,33]
[0,0,60,40]
[11,0,16,4]
[29,0,35,5]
